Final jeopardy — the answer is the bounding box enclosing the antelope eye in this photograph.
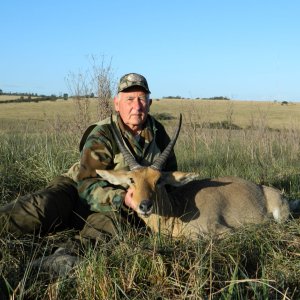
[129,178,135,184]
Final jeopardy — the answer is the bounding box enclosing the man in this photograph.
[0,73,177,240]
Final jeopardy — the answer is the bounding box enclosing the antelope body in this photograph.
[97,168,290,238]
[95,115,292,239]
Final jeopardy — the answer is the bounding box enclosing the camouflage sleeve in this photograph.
[77,178,126,212]
[77,124,126,212]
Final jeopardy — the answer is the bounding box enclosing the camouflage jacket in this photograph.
[70,114,177,212]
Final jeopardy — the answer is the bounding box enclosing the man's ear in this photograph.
[160,171,199,187]
[146,98,152,113]
[113,96,119,112]
[96,169,131,186]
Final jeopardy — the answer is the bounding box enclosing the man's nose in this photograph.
[132,99,143,109]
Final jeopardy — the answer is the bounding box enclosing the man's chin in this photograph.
[130,116,145,124]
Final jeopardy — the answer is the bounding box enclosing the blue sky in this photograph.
[1,0,300,101]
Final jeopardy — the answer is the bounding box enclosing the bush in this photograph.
[152,112,175,121]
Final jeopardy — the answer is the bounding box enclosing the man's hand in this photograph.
[124,188,136,210]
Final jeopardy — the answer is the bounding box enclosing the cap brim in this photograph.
[118,84,151,93]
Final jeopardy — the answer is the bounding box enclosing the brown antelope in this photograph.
[96,115,293,239]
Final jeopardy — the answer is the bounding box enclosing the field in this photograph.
[0,95,43,103]
[0,95,22,101]
[1,98,300,299]
[1,98,300,129]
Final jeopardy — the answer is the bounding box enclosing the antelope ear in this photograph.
[96,170,132,186]
[160,171,200,187]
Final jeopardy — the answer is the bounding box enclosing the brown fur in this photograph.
[96,169,290,239]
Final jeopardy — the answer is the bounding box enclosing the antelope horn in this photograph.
[150,114,182,171]
[110,115,142,170]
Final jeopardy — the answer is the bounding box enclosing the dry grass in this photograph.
[0,99,76,121]
[1,98,300,131]
[0,95,22,101]
[1,97,300,299]
[151,99,300,130]
[0,95,43,102]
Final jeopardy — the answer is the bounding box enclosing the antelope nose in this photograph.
[139,199,152,213]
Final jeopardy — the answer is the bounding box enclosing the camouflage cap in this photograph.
[118,73,151,93]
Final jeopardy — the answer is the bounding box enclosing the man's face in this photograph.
[114,87,151,131]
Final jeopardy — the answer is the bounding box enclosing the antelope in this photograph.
[96,115,294,239]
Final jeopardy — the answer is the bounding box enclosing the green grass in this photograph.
[1,105,300,299]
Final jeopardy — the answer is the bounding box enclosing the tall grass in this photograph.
[176,110,300,198]
[0,130,78,203]
[1,107,300,299]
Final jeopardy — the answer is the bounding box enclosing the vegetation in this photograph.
[200,96,230,100]
[162,96,185,99]
[0,99,300,299]
[152,112,175,121]
[0,95,62,104]
[162,96,230,100]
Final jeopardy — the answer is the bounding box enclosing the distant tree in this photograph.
[63,93,68,100]
[162,96,183,99]
[202,96,230,100]
[0,89,3,95]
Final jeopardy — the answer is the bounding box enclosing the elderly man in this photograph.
[0,73,177,240]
